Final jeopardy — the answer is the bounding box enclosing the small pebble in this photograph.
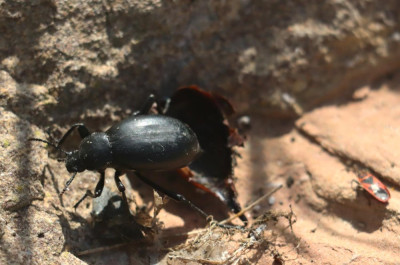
[268,196,276,205]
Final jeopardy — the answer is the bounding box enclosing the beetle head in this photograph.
[66,150,85,172]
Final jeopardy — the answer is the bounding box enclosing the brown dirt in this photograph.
[9,77,400,265]
[1,1,400,264]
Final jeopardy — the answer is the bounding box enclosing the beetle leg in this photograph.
[57,123,91,147]
[156,98,171,114]
[95,171,106,196]
[133,94,156,116]
[135,172,244,229]
[73,190,94,209]
[73,171,105,209]
[114,170,130,206]
[134,172,211,218]
[114,170,125,192]
[29,123,90,154]
[60,172,78,195]
[227,197,248,225]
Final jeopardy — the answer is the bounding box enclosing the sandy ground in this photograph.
[1,2,400,264]
[18,75,394,265]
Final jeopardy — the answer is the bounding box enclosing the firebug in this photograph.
[356,173,390,203]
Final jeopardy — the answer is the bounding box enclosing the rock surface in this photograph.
[2,1,400,118]
[1,1,400,264]
[296,85,400,185]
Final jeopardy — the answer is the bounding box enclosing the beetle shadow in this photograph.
[54,206,133,262]
[53,199,167,264]
[42,164,66,207]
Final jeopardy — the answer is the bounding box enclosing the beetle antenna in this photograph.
[60,172,78,195]
[28,138,68,155]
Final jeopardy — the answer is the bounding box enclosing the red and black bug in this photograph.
[356,173,390,203]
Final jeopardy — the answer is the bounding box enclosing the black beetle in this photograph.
[64,114,200,173]
[29,95,214,219]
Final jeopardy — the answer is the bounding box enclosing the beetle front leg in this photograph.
[60,172,78,195]
[73,171,105,209]
[58,123,91,147]
[28,123,91,153]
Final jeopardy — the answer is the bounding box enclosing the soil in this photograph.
[1,1,400,264]
[3,79,400,264]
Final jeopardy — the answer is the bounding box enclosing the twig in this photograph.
[219,184,283,225]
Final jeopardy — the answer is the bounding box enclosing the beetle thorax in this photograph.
[78,132,113,171]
